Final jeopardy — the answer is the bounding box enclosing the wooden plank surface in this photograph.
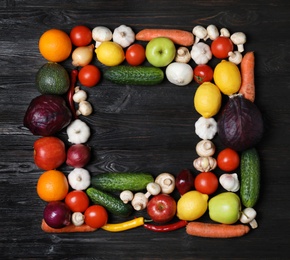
[1,0,290,259]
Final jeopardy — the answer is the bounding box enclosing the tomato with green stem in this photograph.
[194,172,218,195]
[193,64,214,84]
[125,43,146,66]
[65,190,90,213]
[84,205,108,229]
[217,148,240,172]
[211,36,234,59]
[78,64,101,87]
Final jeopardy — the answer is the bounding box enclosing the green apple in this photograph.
[145,37,176,67]
[208,192,241,224]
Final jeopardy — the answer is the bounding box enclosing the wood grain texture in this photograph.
[1,0,290,259]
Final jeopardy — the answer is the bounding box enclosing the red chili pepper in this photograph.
[144,220,187,232]
[68,69,79,119]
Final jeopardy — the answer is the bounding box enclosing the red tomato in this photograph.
[193,64,214,84]
[70,25,92,47]
[84,205,108,228]
[217,148,240,172]
[211,36,234,59]
[125,43,146,66]
[78,65,101,87]
[194,172,218,195]
[34,136,66,170]
[65,190,90,212]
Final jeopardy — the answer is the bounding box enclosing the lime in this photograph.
[213,60,241,95]
[194,82,222,118]
[95,41,125,66]
[36,62,70,95]
[177,190,208,221]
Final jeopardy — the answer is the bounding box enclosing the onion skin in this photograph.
[23,94,72,136]
[217,95,263,151]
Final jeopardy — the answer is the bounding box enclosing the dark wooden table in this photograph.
[1,0,289,259]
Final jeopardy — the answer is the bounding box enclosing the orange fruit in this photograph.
[37,170,69,202]
[39,29,72,62]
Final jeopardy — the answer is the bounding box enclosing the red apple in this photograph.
[147,194,177,223]
[66,144,91,168]
[34,136,66,170]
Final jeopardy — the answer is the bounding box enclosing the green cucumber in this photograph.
[104,65,164,85]
[91,172,154,192]
[240,148,260,207]
[86,187,133,217]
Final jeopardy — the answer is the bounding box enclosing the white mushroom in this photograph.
[206,24,219,40]
[73,87,87,103]
[145,182,161,198]
[192,25,208,43]
[71,212,85,226]
[155,173,175,194]
[196,139,216,157]
[76,100,93,116]
[92,26,113,48]
[131,192,148,211]
[120,190,134,204]
[228,51,243,65]
[230,32,246,52]
[220,28,230,37]
[129,183,161,211]
[240,207,258,229]
[175,47,191,63]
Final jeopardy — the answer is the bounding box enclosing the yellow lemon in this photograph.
[194,82,222,118]
[95,41,125,66]
[213,60,241,95]
[177,190,208,221]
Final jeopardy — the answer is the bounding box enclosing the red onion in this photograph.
[175,169,195,195]
[66,144,91,168]
[43,201,71,229]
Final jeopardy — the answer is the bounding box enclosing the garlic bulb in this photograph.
[193,156,217,172]
[219,173,240,192]
[196,140,215,157]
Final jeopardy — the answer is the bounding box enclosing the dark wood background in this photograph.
[1,0,289,259]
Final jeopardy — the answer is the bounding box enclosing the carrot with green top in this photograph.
[239,52,255,102]
[136,29,194,46]
[186,222,250,238]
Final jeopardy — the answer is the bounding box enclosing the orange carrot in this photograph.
[136,29,194,46]
[239,51,255,102]
[41,219,97,233]
[186,222,250,238]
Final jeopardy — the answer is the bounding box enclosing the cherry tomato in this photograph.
[70,25,92,47]
[194,172,218,195]
[65,190,90,213]
[193,64,214,84]
[217,148,240,172]
[78,64,101,87]
[211,36,234,59]
[125,43,146,66]
[84,205,108,228]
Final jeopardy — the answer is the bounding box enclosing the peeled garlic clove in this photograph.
[219,173,240,192]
